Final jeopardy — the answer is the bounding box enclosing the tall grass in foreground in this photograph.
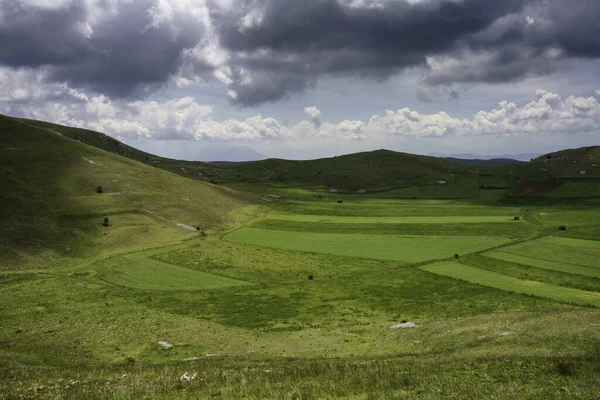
[2,355,600,399]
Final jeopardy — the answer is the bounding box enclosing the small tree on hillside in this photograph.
[96,185,103,194]
[102,217,109,227]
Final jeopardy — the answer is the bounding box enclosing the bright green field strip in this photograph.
[502,239,600,269]
[420,262,600,307]
[97,246,249,291]
[538,236,600,249]
[225,228,512,262]
[484,251,600,278]
[267,214,523,224]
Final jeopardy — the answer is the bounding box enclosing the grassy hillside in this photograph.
[501,146,600,180]
[0,114,254,269]
[14,115,600,197]
[225,149,483,192]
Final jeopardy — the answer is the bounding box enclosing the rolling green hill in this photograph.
[0,114,254,270]
[500,146,600,179]
[225,149,482,191]
[10,115,600,200]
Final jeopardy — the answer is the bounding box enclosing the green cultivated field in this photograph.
[95,245,249,290]
[226,227,513,262]
[484,251,600,278]
[4,115,600,399]
[421,262,600,307]
[277,200,522,217]
[267,213,523,224]
[502,237,600,268]
[540,236,600,249]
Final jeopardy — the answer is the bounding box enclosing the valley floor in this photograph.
[2,194,600,399]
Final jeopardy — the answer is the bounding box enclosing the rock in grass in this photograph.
[158,341,173,349]
[390,322,417,329]
[180,372,198,382]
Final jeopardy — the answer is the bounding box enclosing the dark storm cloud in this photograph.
[218,0,526,54]
[215,0,600,105]
[0,0,204,97]
[216,0,530,104]
[50,1,204,97]
[1,0,600,106]
[0,1,90,67]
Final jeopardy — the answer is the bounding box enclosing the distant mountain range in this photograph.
[441,157,525,167]
[429,152,541,162]
[194,144,265,162]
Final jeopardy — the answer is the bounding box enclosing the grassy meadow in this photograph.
[2,115,600,398]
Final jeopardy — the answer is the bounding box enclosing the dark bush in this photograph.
[559,225,567,231]
[337,199,343,204]
[101,217,109,227]
[514,216,520,220]
[308,275,313,280]
[209,179,218,185]
[454,254,459,259]
[555,362,573,376]
[96,185,103,194]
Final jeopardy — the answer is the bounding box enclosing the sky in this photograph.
[1,0,600,161]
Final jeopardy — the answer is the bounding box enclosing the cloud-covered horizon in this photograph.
[6,71,598,144]
[1,0,600,106]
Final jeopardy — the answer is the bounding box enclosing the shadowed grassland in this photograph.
[225,228,513,262]
[0,115,255,270]
[94,245,250,291]
[267,213,524,224]
[484,251,600,279]
[420,262,600,306]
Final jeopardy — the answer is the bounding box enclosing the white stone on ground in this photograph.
[180,373,198,381]
[176,223,198,231]
[390,322,417,329]
[158,341,173,349]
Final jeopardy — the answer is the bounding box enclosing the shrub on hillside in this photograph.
[96,185,103,194]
